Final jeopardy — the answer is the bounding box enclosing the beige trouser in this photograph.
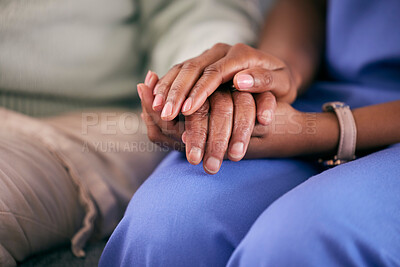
[0,108,167,266]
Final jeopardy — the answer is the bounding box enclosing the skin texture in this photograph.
[140,0,400,174]
[143,0,329,175]
[152,43,295,125]
[140,73,259,174]
[152,0,327,123]
[141,71,400,175]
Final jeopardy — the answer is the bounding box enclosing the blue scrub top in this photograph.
[327,0,400,90]
[295,0,400,112]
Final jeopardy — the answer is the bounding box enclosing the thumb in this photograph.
[233,67,275,93]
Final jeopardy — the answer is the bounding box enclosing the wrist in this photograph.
[302,111,340,156]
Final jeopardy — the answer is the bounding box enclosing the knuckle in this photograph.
[264,91,275,98]
[147,131,160,143]
[234,122,252,137]
[156,81,170,93]
[188,84,205,100]
[218,110,234,121]
[203,64,222,77]
[181,61,200,72]
[212,90,230,101]
[190,112,209,123]
[172,63,184,70]
[232,43,251,52]
[258,95,276,112]
[169,80,186,97]
[213,136,229,143]
[212,42,230,50]
[208,138,229,154]
[260,92,276,104]
[234,93,255,108]
[196,100,210,115]
[187,127,208,140]
[211,95,233,113]
[214,103,233,116]
[262,72,273,87]
[211,120,231,136]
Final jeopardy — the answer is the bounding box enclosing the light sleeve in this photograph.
[140,0,265,76]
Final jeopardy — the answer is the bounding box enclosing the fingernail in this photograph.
[189,147,202,164]
[182,98,193,113]
[205,157,221,174]
[145,70,152,86]
[153,94,163,110]
[261,110,273,124]
[230,142,244,159]
[237,74,254,89]
[137,85,143,100]
[161,102,173,118]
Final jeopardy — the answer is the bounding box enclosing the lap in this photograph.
[100,151,319,266]
[0,131,85,266]
[0,108,165,266]
[229,145,400,266]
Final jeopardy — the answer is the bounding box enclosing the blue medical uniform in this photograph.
[100,1,400,266]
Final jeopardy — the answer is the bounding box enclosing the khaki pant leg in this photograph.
[0,131,85,266]
[43,109,168,236]
[0,108,167,266]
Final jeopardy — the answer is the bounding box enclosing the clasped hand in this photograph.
[139,43,306,174]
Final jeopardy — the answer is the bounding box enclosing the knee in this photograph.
[229,188,348,266]
[101,171,234,266]
[0,133,84,264]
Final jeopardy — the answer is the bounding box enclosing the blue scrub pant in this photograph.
[100,83,400,266]
[100,145,400,266]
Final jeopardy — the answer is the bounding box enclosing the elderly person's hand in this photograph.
[139,71,257,174]
[138,72,185,153]
[140,71,343,174]
[151,43,300,125]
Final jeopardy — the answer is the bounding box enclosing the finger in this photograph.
[203,90,233,174]
[181,55,245,117]
[162,43,230,121]
[139,83,184,142]
[144,70,152,86]
[181,43,273,116]
[141,112,184,152]
[139,87,175,149]
[138,83,154,111]
[152,64,181,111]
[144,70,159,89]
[254,92,277,125]
[233,67,292,99]
[184,100,210,165]
[182,44,288,116]
[228,91,255,161]
[252,123,270,137]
